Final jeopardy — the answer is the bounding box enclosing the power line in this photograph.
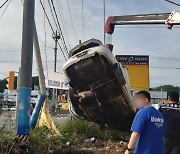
[0,0,9,9]
[0,0,11,18]
[103,0,106,44]
[58,42,67,60]
[47,0,59,30]
[0,50,20,52]
[39,0,67,60]
[150,66,180,70]
[50,0,69,54]
[165,0,180,6]
[82,0,85,41]
[39,0,55,33]
[0,60,65,63]
[47,0,69,57]
[66,0,78,42]
[56,0,71,49]
[43,0,49,75]
[37,35,54,48]
[150,56,180,62]
[114,51,180,62]
[116,26,180,29]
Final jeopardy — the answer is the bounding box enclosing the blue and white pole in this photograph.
[17,0,35,141]
[30,94,45,129]
[17,88,31,140]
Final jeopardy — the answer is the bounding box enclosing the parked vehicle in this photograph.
[10,106,16,111]
[2,105,9,111]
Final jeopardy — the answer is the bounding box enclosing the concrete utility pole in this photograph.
[15,68,21,129]
[30,23,46,129]
[17,0,35,139]
[52,30,60,109]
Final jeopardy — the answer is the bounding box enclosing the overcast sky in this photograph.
[0,0,180,88]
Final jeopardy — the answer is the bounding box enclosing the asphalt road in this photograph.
[0,111,70,130]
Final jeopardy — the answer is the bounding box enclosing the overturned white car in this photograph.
[63,39,135,130]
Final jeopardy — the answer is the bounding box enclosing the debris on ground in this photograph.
[0,119,130,154]
[82,139,127,154]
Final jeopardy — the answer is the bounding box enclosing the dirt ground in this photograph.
[9,140,127,154]
[81,140,127,154]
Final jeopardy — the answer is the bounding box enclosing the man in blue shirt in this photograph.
[159,91,180,154]
[125,91,164,154]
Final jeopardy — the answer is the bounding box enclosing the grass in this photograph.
[0,129,16,153]
[0,118,130,153]
[59,118,130,144]
[59,118,104,144]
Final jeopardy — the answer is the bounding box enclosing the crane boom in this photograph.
[105,11,180,34]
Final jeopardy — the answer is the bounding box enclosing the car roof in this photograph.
[68,39,102,58]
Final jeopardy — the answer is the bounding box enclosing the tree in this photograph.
[0,76,39,93]
[151,85,180,94]
[0,79,7,93]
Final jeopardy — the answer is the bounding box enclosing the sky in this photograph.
[0,0,180,88]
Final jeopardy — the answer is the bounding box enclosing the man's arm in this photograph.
[125,132,140,154]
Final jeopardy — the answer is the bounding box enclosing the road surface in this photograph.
[0,111,70,131]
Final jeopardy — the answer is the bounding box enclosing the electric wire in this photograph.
[82,0,85,41]
[39,0,55,33]
[0,0,11,18]
[39,0,67,60]
[47,0,59,31]
[58,42,67,60]
[0,60,65,63]
[47,0,69,56]
[43,0,49,74]
[150,66,180,69]
[150,56,180,62]
[50,0,69,54]
[116,26,180,28]
[66,0,78,42]
[0,0,9,9]
[56,0,71,49]
[165,0,180,6]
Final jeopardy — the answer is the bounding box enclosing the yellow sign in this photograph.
[116,55,149,91]
[125,65,149,91]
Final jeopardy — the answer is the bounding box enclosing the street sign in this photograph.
[44,71,69,90]
[116,55,149,65]
[116,55,149,91]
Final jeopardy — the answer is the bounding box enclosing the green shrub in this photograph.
[59,118,104,144]
[58,118,130,144]
[0,129,16,153]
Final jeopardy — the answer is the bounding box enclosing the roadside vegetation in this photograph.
[0,118,129,154]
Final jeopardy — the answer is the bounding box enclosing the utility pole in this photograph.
[17,0,35,140]
[52,30,60,109]
[30,23,46,129]
[53,30,60,72]
[15,68,21,129]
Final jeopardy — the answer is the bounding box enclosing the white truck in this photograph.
[63,39,135,130]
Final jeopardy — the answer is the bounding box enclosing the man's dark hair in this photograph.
[168,91,179,102]
[136,90,151,101]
